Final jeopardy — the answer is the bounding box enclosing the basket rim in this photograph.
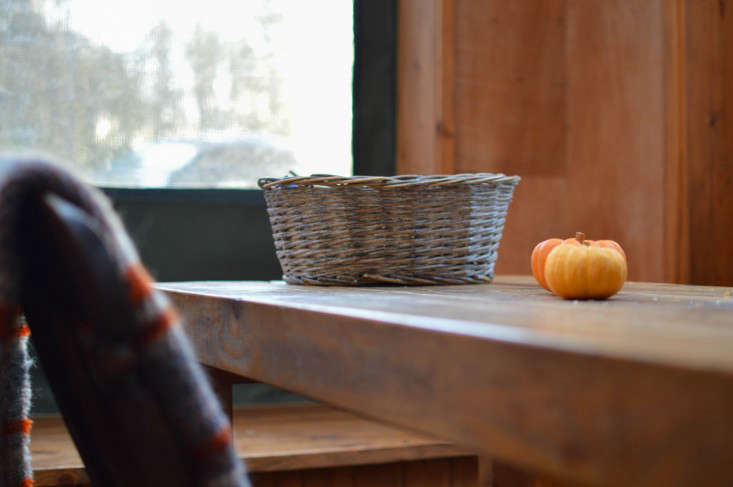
[258,173,520,190]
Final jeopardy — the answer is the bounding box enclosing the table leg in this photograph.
[203,365,256,424]
[479,456,493,486]
[491,460,576,486]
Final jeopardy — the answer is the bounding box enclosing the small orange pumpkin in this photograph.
[531,236,582,291]
[531,238,563,291]
[532,232,627,299]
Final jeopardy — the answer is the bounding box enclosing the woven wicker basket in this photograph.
[258,173,520,285]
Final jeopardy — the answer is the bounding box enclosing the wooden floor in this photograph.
[31,403,476,486]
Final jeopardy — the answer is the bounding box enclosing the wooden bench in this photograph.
[31,403,479,486]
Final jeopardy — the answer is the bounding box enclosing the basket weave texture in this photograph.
[258,173,520,285]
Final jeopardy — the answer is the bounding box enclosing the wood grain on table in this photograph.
[162,276,733,372]
[160,276,733,486]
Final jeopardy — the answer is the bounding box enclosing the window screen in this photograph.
[0,0,354,187]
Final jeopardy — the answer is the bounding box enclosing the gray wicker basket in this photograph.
[258,173,520,285]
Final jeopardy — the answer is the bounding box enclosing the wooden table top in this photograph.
[159,276,733,486]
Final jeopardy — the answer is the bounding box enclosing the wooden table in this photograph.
[159,276,733,487]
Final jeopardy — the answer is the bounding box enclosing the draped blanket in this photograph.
[0,159,249,486]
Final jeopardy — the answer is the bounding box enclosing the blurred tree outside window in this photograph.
[0,0,354,187]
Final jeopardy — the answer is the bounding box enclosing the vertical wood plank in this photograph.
[397,0,455,175]
[397,0,437,175]
[353,463,403,487]
[663,0,690,284]
[405,459,452,487]
[451,0,568,277]
[720,0,733,286]
[453,0,566,177]
[565,0,667,281]
[684,0,733,285]
[437,0,456,173]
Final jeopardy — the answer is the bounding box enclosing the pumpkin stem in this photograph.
[575,232,586,244]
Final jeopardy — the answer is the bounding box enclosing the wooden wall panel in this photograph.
[494,178,571,279]
[452,0,568,277]
[564,0,667,281]
[397,0,455,174]
[454,0,667,281]
[662,0,689,284]
[454,0,566,178]
[396,0,733,284]
[684,0,733,286]
[397,0,435,174]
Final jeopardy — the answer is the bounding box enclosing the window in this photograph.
[1,0,354,187]
[5,0,396,412]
